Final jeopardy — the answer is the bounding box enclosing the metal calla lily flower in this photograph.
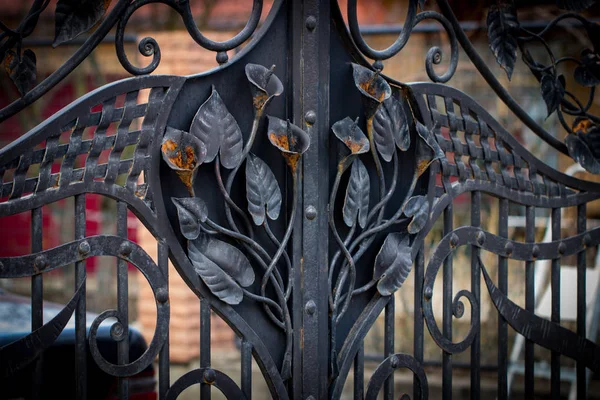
[266,116,310,173]
[246,63,284,112]
[161,127,207,194]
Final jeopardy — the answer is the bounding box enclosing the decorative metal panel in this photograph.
[1,0,600,399]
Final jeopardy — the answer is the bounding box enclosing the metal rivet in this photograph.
[78,240,90,255]
[110,322,126,341]
[305,300,316,315]
[449,233,459,248]
[476,231,485,245]
[216,51,228,65]
[532,245,540,258]
[119,242,133,256]
[0,261,4,271]
[305,16,317,31]
[504,242,514,255]
[424,286,433,300]
[34,255,47,270]
[156,288,169,304]
[558,242,566,255]
[390,355,399,368]
[454,301,464,318]
[305,205,317,220]
[204,368,216,384]
[373,60,384,71]
[306,397,316,400]
[584,234,592,247]
[433,52,442,64]
[305,110,316,125]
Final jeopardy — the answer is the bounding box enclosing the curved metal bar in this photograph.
[347,0,417,61]
[178,0,263,52]
[364,353,428,400]
[435,0,569,155]
[0,235,165,280]
[165,368,247,400]
[480,257,600,373]
[0,282,83,378]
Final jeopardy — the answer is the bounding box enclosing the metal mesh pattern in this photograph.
[0,86,170,208]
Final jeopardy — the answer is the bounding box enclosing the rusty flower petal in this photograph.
[415,121,444,177]
[352,63,391,117]
[332,117,370,155]
[246,63,283,110]
[267,116,310,173]
[161,127,207,190]
[267,116,310,155]
[566,118,600,174]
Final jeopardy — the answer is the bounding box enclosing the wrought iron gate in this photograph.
[1,0,600,399]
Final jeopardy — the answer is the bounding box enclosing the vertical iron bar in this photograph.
[443,204,453,399]
[524,205,535,398]
[353,343,364,399]
[117,201,129,400]
[200,297,211,400]
[31,207,43,400]
[551,207,561,398]
[158,241,169,399]
[290,0,330,397]
[498,199,508,400]
[75,195,87,400]
[241,339,252,400]
[414,248,424,400]
[470,191,480,400]
[576,204,586,399]
[383,295,395,400]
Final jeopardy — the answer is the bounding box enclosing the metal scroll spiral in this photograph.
[160,63,307,381]
[0,236,168,380]
[346,0,459,82]
[115,0,264,75]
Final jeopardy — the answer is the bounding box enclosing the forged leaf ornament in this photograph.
[53,0,111,47]
[172,197,208,240]
[403,195,428,234]
[188,234,255,305]
[4,50,36,96]
[373,232,413,296]
[574,50,600,87]
[566,118,600,174]
[415,121,444,177]
[486,1,519,80]
[190,87,243,169]
[245,153,282,225]
[343,159,370,228]
[541,73,566,117]
[373,95,410,161]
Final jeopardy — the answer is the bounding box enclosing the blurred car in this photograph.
[0,288,156,400]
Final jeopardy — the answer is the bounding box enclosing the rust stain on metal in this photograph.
[176,171,194,195]
[253,92,268,110]
[360,74,386,102]
[284,153,299,174]
[417,159,429,176]
[573,118,594,134]
[344,138,363,154]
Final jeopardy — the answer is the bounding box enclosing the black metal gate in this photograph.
[1,0,600,399]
